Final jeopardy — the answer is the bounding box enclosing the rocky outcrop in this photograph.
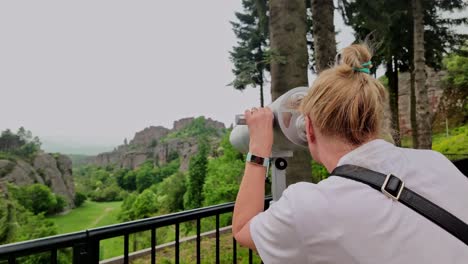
[94,117,225,170]
[0,153,76,208]
[1,160,43,185]
[154,137,199,171]
[130,126,170,147]
[121,152,149,169]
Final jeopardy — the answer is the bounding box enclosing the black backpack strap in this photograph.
[331,164,468,246]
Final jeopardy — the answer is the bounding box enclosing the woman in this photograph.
[232,44,468,263]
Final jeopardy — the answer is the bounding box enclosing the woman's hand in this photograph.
[244,107,274,157]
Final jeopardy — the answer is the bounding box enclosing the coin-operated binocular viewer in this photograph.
[230,87,309,201]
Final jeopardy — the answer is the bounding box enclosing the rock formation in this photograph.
[0,152,76,207]
[94,117,225,170]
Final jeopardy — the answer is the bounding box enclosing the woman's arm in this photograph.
[232,107,273,249]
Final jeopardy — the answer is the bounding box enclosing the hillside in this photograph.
[94,116,226,171]
[0,129,76,207]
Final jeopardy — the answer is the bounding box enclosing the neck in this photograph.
[319,140,355,173]
[316,136,376,173]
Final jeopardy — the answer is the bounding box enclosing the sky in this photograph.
[0,1,464,155]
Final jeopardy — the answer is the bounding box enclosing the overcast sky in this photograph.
[0,1,464,154]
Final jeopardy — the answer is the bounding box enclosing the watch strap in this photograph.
[246,152,270,167]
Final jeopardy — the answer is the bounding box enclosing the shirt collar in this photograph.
[337,139,394,167]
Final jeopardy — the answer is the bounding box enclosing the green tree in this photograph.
[203,133,245,206]
[133,189,158,219]
[230,0,269,107]
[118,193,138,222]
[184,140,209,209]
[115,167,137,192]
[154,158,180,183]
[444,47,468,89]
[13,184,60,215]
[339,0,467,147]
[153,172,186,214]
[74,192,87,207]
[0,129,24,152]
[136,162,156,192]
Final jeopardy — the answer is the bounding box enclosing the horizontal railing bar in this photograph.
[0,197,272,261]
[0,231,86,258]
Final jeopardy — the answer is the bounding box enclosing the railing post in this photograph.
[73,239,99,264]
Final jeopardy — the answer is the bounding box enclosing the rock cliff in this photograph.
[0,152,76,207]
[94,117,226,170]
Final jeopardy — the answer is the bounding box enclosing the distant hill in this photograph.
[94,116,226,171]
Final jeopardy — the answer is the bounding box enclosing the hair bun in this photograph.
[335,44,373,75]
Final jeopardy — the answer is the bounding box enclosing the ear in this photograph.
[305,115,315,143]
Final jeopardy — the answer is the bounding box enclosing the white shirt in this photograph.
[250,139,468,263]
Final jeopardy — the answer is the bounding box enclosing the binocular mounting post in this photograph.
[270,150,293,202]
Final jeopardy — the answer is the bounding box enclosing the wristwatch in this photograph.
[246,152,270,168]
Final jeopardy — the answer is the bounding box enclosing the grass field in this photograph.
[49,200,124,260]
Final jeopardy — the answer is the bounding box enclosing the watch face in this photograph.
[250,154,264,165]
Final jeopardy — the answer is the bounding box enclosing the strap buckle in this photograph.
[381,173,405,201]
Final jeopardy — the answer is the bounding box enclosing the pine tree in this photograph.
[230,0,269,107]
[338,0,467,147]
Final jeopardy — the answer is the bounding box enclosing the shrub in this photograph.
[74,192,87,207]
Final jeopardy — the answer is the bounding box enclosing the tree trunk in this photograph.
[412,0,432,149]
[410,69,419,148]
[386,58,401,146]
[259,81,264,107]
[269,0,312,184]
[310,0,337,72]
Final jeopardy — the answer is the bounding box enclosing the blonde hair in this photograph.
[299,44,390,145]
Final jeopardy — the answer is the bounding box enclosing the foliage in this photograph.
[74,192,87,207]
[154,159,180,183]
[339,0,467,71]
[136,162,157,192]
[162,117,222,141]
[432,124,468,155]
[184,140,209,209]
[0,185,68,263]
[133,189,158,219]
[11,184,66,215]
[89,185,124,202]
[118,193,138,222]
[230,0,269,106]
[115,168,136,191]
[443,47,468,89]
[0,127,41,161]
[311,161,329,183]
[152,172,187,214]
[203,133,244,206]
[74,166,126,202]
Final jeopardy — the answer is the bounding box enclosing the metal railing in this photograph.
[0,198,272,264]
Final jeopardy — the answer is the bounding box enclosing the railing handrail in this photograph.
[0,197,273,261]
